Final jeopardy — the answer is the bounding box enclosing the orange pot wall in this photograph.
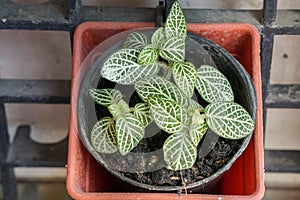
[67,22,264,200]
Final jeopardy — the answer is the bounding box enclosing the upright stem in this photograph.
[164,68,173,80]
[162,62,173,80]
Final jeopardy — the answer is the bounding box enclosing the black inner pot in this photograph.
[78,30,257,193]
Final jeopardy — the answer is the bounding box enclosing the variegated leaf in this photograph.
[137,45,159,65]
[91,117,118,154]
[165,0,187,39]
[188,99,204,115]
[133,103,152,127]
[149,97,186,134]
[163,130,197,170]
[159,37,185,62]
[188,103,205,124]
[195,65,234,103]
[108,99,130,118]
[116,113,145,155]
[123,32,148,49]
[101,49,159,84]
[187,102,207,146]
[151,27,166,47]
[89,88,122,106]
[205,102,255,139]
[189,120,208,146]
[135,76,188,107]
[172,61,197,98]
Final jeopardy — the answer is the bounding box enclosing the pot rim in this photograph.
[76,27,257,192]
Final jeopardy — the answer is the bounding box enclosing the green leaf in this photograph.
[149,97,187,134]
[135,76,188,107]
[91,117,118,154]
[159,37,185,62]
[189,120,208,146]
[187,102,208,145]
[89,88,122,106]
[108,99,130,118]
[101,48,159,84]
[123,32,148,49]
[116,113,145,155]
[165,0,187,39]
[133,103,152,127]
[151,27,166,47]
[188,99,204,114]
[163,131,197,170]
[137,45,159,65]
[188,103,205,124]
[205,102,255,139]
[195,65,234,103]
[172,61,197,98]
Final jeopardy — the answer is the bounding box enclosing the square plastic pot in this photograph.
[67,22,264,200]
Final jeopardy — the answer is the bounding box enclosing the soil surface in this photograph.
[100,128,243,187]
[95,78,244,187]
[120,132,242,187]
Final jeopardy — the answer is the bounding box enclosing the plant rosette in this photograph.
[77,0,257,192]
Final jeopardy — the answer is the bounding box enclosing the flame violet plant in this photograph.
[89,1,255,171]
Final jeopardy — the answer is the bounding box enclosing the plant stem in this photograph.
[199,114,207,124]
[164,69,172,80]
[162,62,173,80]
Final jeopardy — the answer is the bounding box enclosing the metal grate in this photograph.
[0,0,299,199]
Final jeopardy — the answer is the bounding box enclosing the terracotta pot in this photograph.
[67,22,264,200]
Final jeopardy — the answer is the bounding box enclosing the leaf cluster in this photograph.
[89,1,255,170]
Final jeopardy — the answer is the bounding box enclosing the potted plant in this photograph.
[67,1,264,199]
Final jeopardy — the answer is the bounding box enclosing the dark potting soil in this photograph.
[100,127,243,187]
[122,132,242,187]
[95,78,244,187]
